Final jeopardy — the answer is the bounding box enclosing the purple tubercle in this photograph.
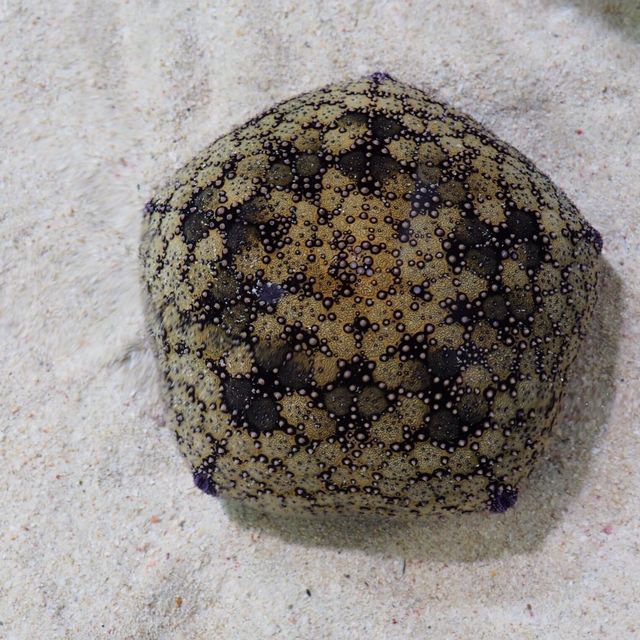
[256,282,285,306]
[489,487,518,513]
[370,71,394,83]
[592,227,603,254]
[193,470,217,496]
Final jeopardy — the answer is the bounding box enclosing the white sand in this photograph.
[1,1,639,638]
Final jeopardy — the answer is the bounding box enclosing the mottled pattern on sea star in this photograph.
[141,74,601,516]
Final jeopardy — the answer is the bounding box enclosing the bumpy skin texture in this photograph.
[141,74,601,516]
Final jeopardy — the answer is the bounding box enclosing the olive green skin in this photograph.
[141,74,601,516]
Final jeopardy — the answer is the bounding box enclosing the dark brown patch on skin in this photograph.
[141,75,601,516]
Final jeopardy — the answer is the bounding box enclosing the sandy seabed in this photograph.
[1,1,639,638]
